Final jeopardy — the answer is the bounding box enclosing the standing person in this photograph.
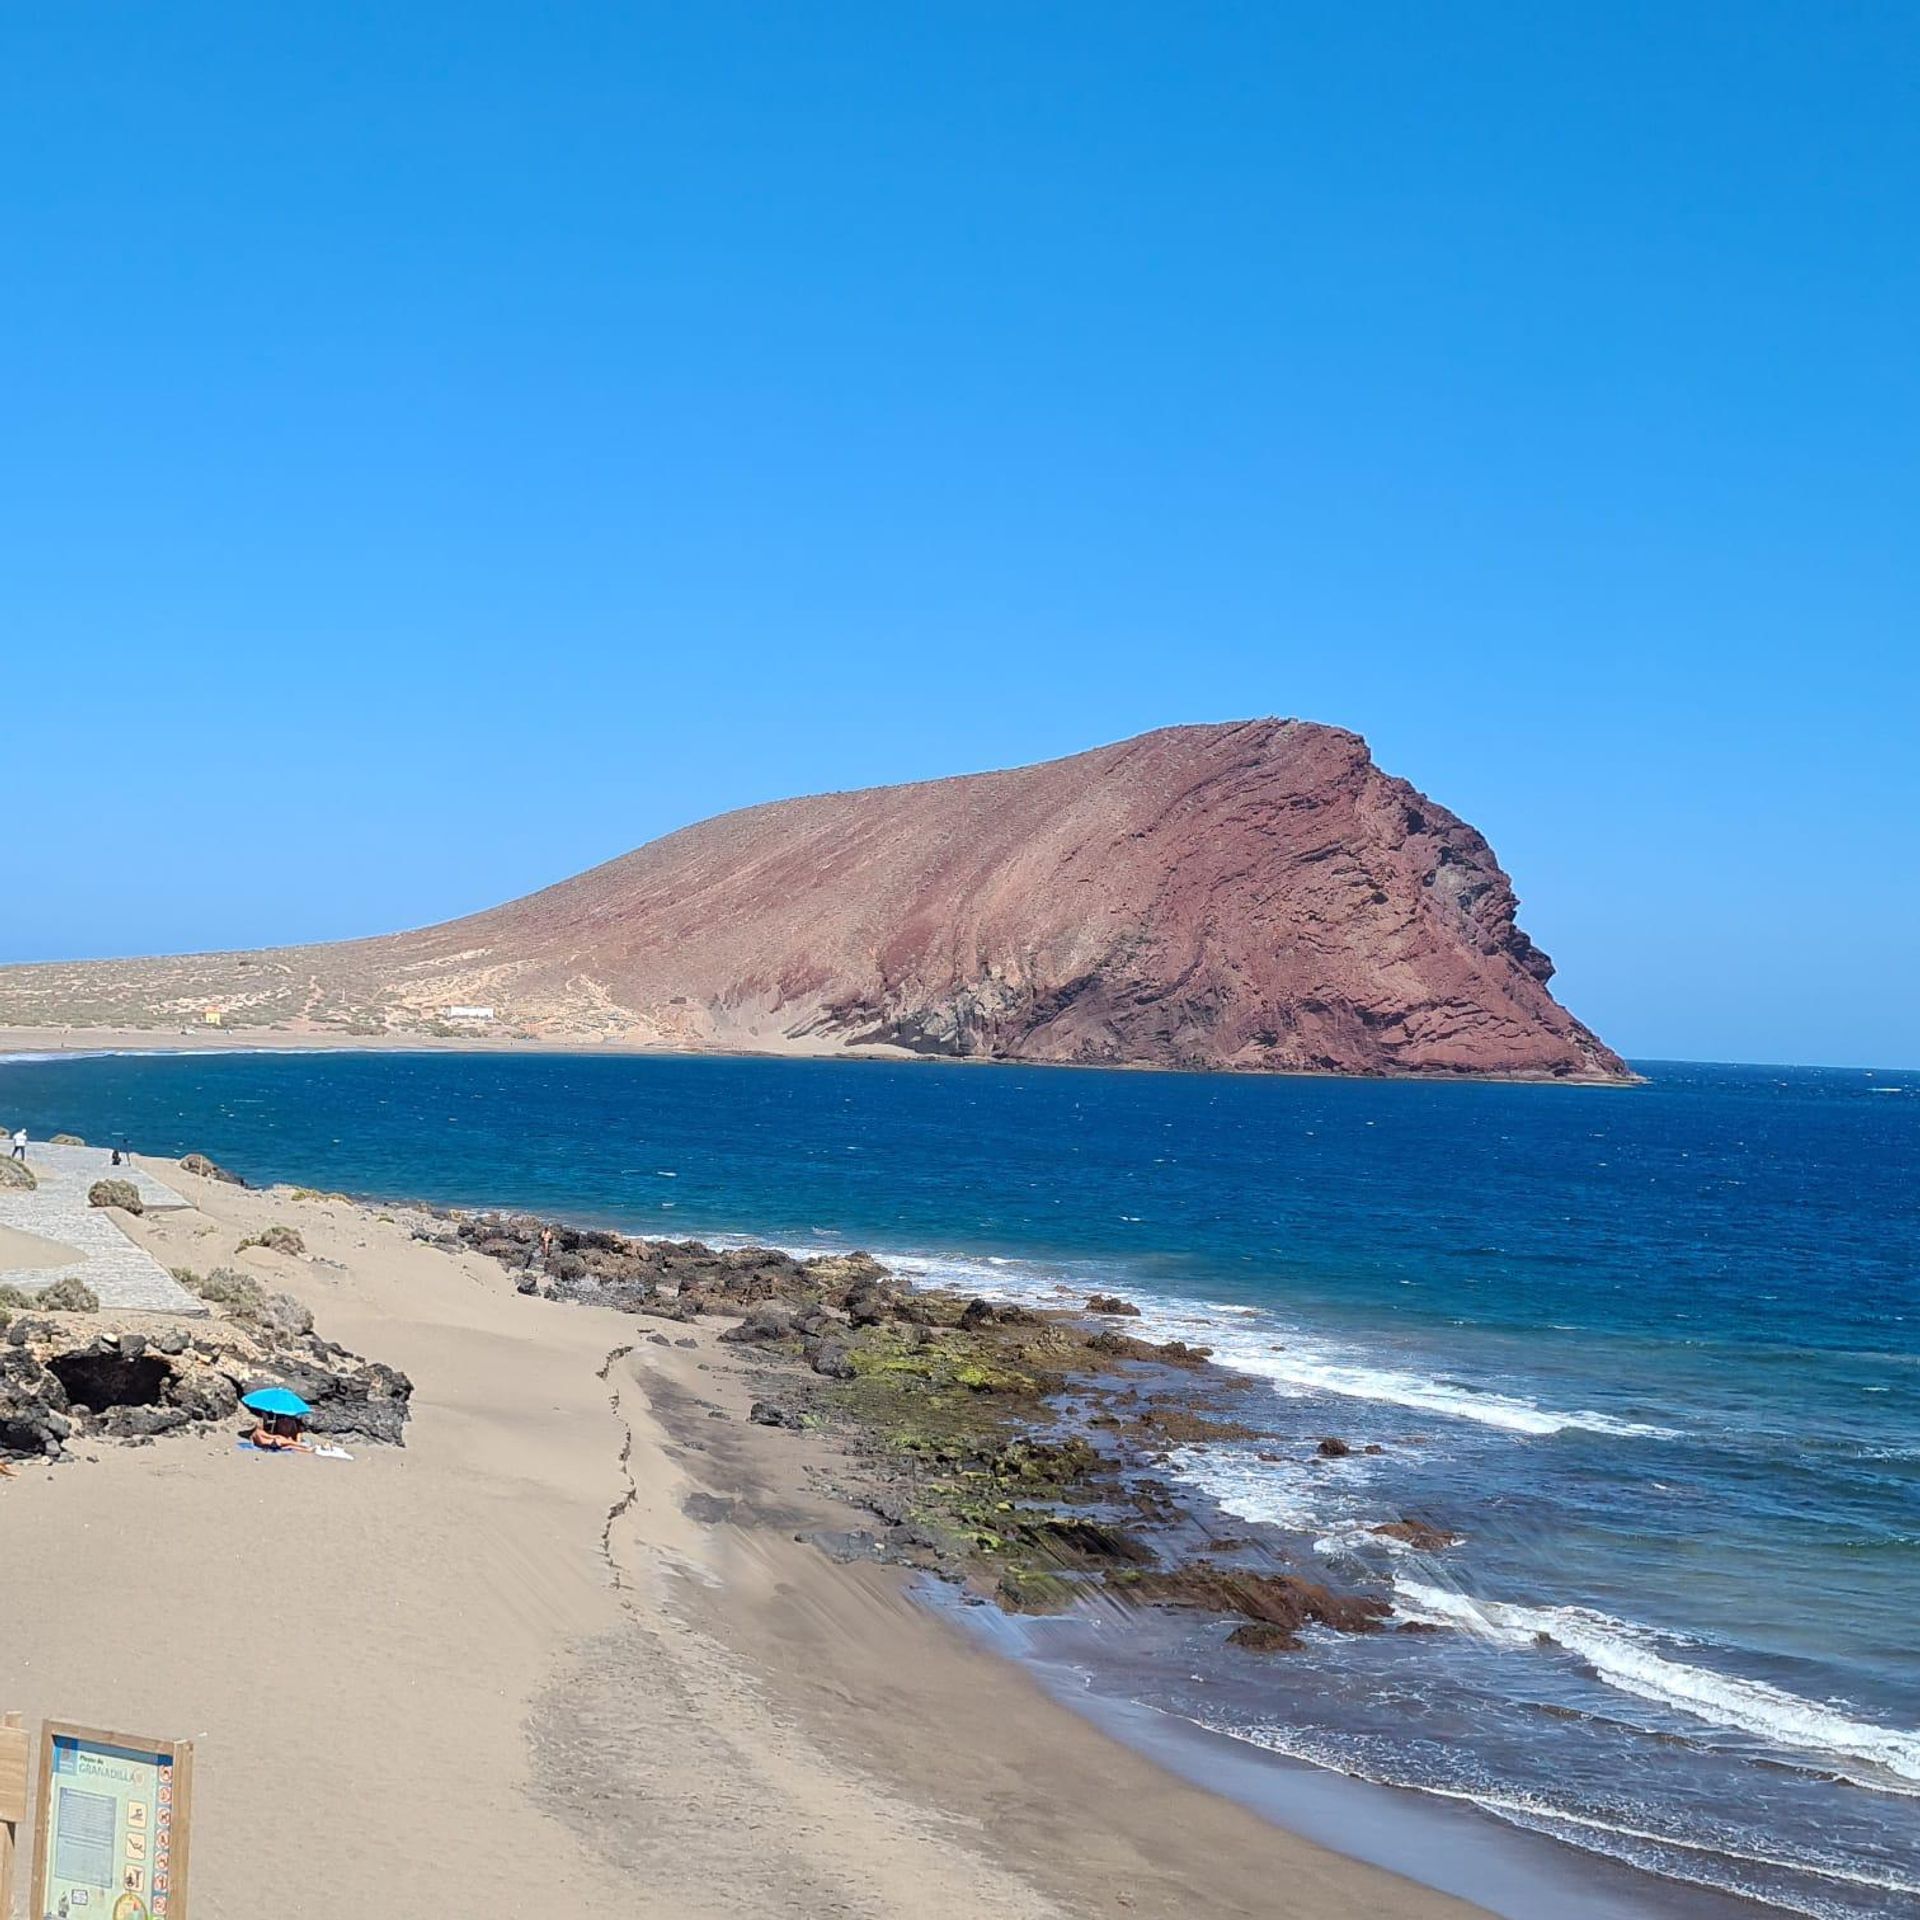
[9,1127,25,1161]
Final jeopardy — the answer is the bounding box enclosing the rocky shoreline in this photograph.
[439,1207,1456,1657]
[2,1172,1456,1659]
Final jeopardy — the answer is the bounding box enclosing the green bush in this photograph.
[87,1178,143,1214]
[240,1224,305,1256]
[38,1275,100,1312]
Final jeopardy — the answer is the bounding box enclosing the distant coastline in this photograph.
[0,1025,1643,1086]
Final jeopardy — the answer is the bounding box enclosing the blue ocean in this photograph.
[3,1049,1915,1916]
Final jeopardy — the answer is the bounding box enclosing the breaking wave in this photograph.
[877,1247,1682,1440]
[1394,1581,1920,1791]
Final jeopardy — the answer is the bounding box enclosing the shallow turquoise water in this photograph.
[3,1049,1914,1914]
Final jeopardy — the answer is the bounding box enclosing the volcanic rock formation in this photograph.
[0,720,1628,1079]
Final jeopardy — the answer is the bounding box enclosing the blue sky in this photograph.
[3,4,1915,1067]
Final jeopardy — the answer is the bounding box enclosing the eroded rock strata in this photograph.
[0,720,1627,1079]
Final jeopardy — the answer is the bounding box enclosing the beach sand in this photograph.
[0,1161,1484,1919]
[0,1024,917,1063]
[0,1225,83,1272]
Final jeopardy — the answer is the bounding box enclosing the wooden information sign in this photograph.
[1,1711,28,1920]
[28,1721,194,1920]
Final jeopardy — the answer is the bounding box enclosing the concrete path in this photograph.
[0,1139,204,1311]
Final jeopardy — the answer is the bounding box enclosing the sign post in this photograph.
[1,1711,27,1919]
[28,1721,193,1920]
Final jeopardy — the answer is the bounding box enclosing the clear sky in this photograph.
[3,5,1915,1067]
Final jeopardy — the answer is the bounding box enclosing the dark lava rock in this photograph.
[721,1304,796,1344]
[748,1400,805,1430]
[171,1371,239,1422]
[1112,1565,1391,1641]
[102,1405,190,1440]
[1156,1340,1213,1365]
[1370,1518,1461,1552]
[844,1285,895,1328]
[1086,1294,1141,1317]
[959,1297,999,1331]
[808,1336,858,1380]
[246,1359,413,1446]
[1227,1621,1303,1653]
[1316,1435,1352,1459]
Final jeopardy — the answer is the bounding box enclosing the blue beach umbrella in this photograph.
[242,1386,312,1418]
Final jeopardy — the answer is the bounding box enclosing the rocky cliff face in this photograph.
[0,720,1629,1080]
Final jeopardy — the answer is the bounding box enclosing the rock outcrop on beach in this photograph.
[0,1292,412,1458]
[0,719,1627,1079]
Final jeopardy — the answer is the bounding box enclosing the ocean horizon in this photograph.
[3,1046,1915,1918]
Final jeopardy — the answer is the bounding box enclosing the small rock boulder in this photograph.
[1316,1435,1352,1459]
[843,1284,897,1328]
[87,1179,143,1214]
[1227,1621,1303,1653]
[748,1399,805,1429]
[180,1153,245,1186]
[1086,1294,1141,1317]
[1370,1518,1461,1552]
[0,1160,38,1191]
[808,1336,858,1380]
[721,1304,797,1345]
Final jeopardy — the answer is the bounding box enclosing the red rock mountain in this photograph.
[0,720,1627,1079]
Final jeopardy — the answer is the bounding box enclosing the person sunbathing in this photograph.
[248,1412,311,1452]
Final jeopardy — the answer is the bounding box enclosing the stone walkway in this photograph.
[0,1140,204,1312]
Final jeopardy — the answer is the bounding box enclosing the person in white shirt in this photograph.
[8,1128,25,1161]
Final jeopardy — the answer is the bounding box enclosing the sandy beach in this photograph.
[0,1158,1483,1919]
[0,1024,919,1064]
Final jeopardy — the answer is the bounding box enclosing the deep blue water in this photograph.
[3,1049,1915,1915]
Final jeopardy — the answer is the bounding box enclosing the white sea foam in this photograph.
[1394,1580,1920,1789]
[1191,1712,1918,1917]
[876,1247,1684,1440]
[1165,1444,1337,1533]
